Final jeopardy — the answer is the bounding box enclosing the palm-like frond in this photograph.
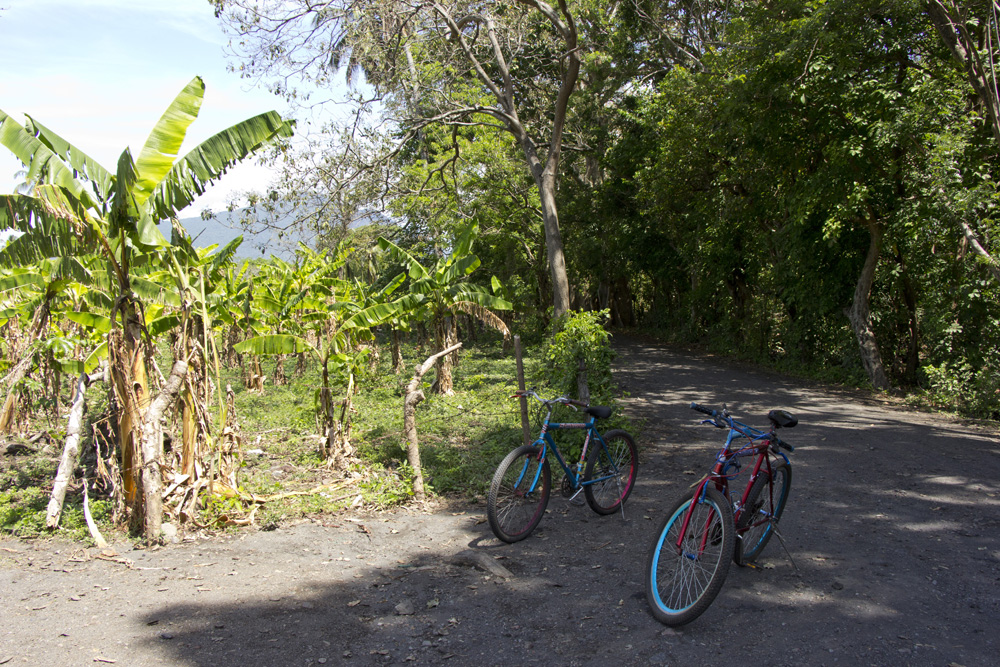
[24,115,114,203]
[0,109,96,209]
[0,191,92,265]
[451,300,511,338]
[377,236,430,280]
[235,333,314,356]
[150,111,294,219]
[133,77,205,206]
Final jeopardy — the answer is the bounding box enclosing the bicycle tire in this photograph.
[735,461,791,565]
[645,486,735,626]
[487,445,551,543]
[583,429,638,515]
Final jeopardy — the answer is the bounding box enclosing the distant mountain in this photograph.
[159,204,391,261]
[160,207,308,260]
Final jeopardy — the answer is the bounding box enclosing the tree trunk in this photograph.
[391,329,404,374]
[513,131,571,319]
[404,343,462,502]
[273,354,287,385]
[109,319,151,532]
[847,218,891,391]
[927,1,1000,148]
[432,319,455,395]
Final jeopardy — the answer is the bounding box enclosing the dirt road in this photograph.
[2,336,998,666]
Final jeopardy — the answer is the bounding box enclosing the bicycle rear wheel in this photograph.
[645,486,734,626]
[735,461,791,565]
[583,429,638,515]
[487,445,551,543]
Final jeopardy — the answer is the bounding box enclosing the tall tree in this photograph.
[212,0,580,316]
[926,0,1000,283]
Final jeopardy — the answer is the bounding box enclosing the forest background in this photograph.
[2,0,1000,543]
[209,0,1000,414]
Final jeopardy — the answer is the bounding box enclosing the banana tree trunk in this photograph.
[391,329,404,374]
[432,319,455,395]
[109,323,151,531]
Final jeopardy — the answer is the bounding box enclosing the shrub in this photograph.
[542,309,615,405]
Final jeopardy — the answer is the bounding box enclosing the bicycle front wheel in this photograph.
[735,461,791,565]
[583,429,638,515]
[645,487,735,626]
[487,445,551,543]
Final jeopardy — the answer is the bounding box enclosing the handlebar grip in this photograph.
[690,402,715,416]
[566,399,589,408]
[774,437,795,452]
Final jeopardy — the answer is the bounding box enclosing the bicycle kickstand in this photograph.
[770,522,799,573]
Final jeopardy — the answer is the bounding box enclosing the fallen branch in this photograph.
[82,475,109,549]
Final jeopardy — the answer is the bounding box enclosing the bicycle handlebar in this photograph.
[690,402,795,452]
[689,402,716,417]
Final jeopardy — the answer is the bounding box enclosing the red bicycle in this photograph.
[645,402,797,626]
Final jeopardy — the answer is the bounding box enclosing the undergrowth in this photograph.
[2,333,632,542]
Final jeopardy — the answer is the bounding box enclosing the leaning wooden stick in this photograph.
[404,343,462,501]
[46,372,89,528]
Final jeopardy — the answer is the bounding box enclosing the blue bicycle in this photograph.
[487,390,638,543]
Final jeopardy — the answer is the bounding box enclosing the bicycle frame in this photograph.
[676,416,789,554]
[519,401,622,493]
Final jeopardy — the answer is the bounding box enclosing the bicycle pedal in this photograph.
[568,494,585,506]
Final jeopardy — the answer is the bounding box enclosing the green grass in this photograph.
[0,447,113,542]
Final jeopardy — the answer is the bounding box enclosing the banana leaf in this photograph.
[150,110,294,219]
[24,114,114,203]
[0,110,97,209]
[133,77,205,207]
[66,310,112,334]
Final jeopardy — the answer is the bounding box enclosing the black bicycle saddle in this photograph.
[768,409,798,429]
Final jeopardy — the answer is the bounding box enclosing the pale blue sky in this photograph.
[0,0,291,214]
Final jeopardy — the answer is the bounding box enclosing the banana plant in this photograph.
[377,221,512,394]
[0,258,102,430]
[0,76,293,541]
[236,244,407,468]
[148,228,248,489]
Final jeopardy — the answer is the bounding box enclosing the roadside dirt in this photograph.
[2,335,999,666]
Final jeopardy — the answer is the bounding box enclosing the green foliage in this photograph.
[542,310,615,404]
